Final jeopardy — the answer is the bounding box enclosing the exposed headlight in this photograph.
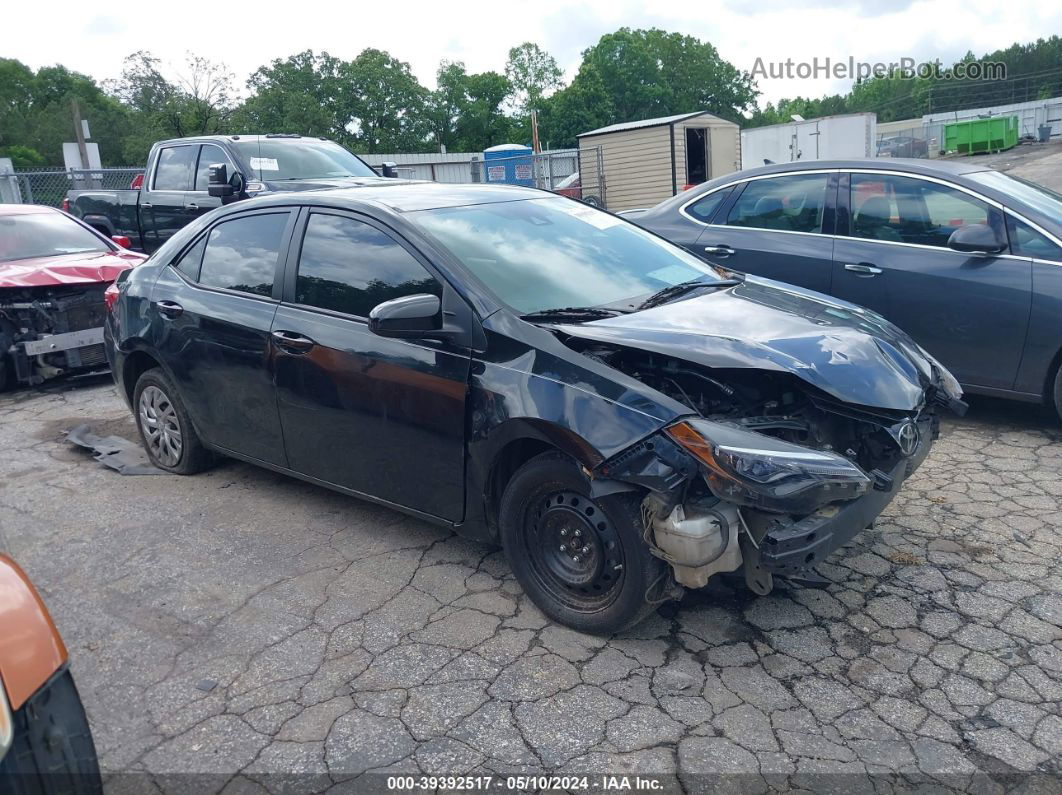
[667,419,871,513]
[0,676,12,764]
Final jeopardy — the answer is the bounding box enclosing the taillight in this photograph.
[104,282,121,313]
[130,174,144,190]
[61,198,70,212]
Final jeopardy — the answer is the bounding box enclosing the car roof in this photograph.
[0,203,58,216]
[731,158,991,180]
[154,134,338,147]
[238,182,551,213]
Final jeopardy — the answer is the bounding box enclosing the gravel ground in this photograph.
[1,379,1060,793]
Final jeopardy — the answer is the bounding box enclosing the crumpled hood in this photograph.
[261,176,423,193]
[0,250,144,289]
[558,277,942,412]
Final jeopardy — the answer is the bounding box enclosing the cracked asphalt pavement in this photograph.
[1,379,1060,792]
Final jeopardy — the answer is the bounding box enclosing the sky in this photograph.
[9,0,1061,109]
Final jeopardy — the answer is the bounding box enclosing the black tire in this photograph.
[0,669,103,795]
[0,354,10,393]
[581,195,602,207]
[1054,366,1062,421]
[498,452,666,635]
[132,367,212,474]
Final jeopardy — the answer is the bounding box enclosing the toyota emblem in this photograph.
[896,422,919,457]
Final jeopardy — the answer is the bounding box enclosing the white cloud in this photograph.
[9,0,1059,109]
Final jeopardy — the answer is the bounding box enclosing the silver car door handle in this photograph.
[703,245,735,257]
[140,203,153,209]
[844,263,883,276]
[186,203,199,211]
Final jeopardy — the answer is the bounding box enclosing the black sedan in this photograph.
[105,184,962,634]
[624,159,1062,416]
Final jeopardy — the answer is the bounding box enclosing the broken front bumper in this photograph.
[758,418,933,576]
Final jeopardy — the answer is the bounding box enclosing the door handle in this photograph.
[186,203,199,212]
[704,245,735,257]
[271,330,316,353]
[156,300,183,318]
[140,203,153,209]
[844,263,883,276]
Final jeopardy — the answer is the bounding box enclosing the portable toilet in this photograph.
[483,144,534,186]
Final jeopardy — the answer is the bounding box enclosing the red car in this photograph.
[0,205,145,390]
[553,172,601,207]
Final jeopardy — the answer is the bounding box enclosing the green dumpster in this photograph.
[943,116,1019,155]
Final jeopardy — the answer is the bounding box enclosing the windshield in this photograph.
[968,170,1062,219]
[232,139,377,181]
[0,213,109,262]
[408,197,722,314]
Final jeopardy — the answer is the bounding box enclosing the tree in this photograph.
[106,51,235,160]
[538,64,613,149]
[340,49,430,153]
[505,43,563,113]
[427,61,515,151]
[233,50,343,137]
[539,28,757,148]
[7,62,131,164]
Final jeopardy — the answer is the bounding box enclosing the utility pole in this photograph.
[70,98,90,170]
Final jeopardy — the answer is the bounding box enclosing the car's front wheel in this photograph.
[0,669,102,794]
[498,452,666,635]
[133,368,212,474]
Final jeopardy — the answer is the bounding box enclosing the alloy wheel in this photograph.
[138,385,183,467]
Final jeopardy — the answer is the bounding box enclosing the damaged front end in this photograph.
[587,346,948,597]
[0,283,110,388]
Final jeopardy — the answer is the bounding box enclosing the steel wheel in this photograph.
[138,384,183,467]
[523,490,625,612]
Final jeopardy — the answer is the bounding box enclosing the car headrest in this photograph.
[753,196,784,218]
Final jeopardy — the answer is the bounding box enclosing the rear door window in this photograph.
[174,235,207,280]
[685,187,733,223]
[198,213,289,297]
[726,174,828,233]
[1007,215,1062,262]
[152,146,196,191]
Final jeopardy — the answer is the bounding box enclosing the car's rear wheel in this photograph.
[133,368,211,474]
[498,452,666,635]
[1053,365,1062,421]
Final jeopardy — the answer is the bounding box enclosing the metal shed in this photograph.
[577,111,741,211]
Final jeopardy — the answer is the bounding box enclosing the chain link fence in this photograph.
[1,152,608,208]
[1,167,144,208]
[467,148,606,207]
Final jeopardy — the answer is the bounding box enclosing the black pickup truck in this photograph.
[65,134,402,253]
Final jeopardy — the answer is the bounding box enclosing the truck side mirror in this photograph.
[208,164,234,198]
[379,162,399,178]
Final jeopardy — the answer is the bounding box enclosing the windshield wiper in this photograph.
[520,307,624,323]
[637,277,743,311]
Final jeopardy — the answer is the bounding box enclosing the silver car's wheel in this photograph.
[138,384,183,467]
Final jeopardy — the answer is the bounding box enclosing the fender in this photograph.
[0,556,67,711]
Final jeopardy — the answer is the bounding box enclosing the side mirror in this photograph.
[208,164,234,198]
[379,161,399,178]
[947,223,1005,255]
[369,294,442,338]
[208,165,245,203]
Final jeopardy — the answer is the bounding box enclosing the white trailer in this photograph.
[740,113,876,169]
